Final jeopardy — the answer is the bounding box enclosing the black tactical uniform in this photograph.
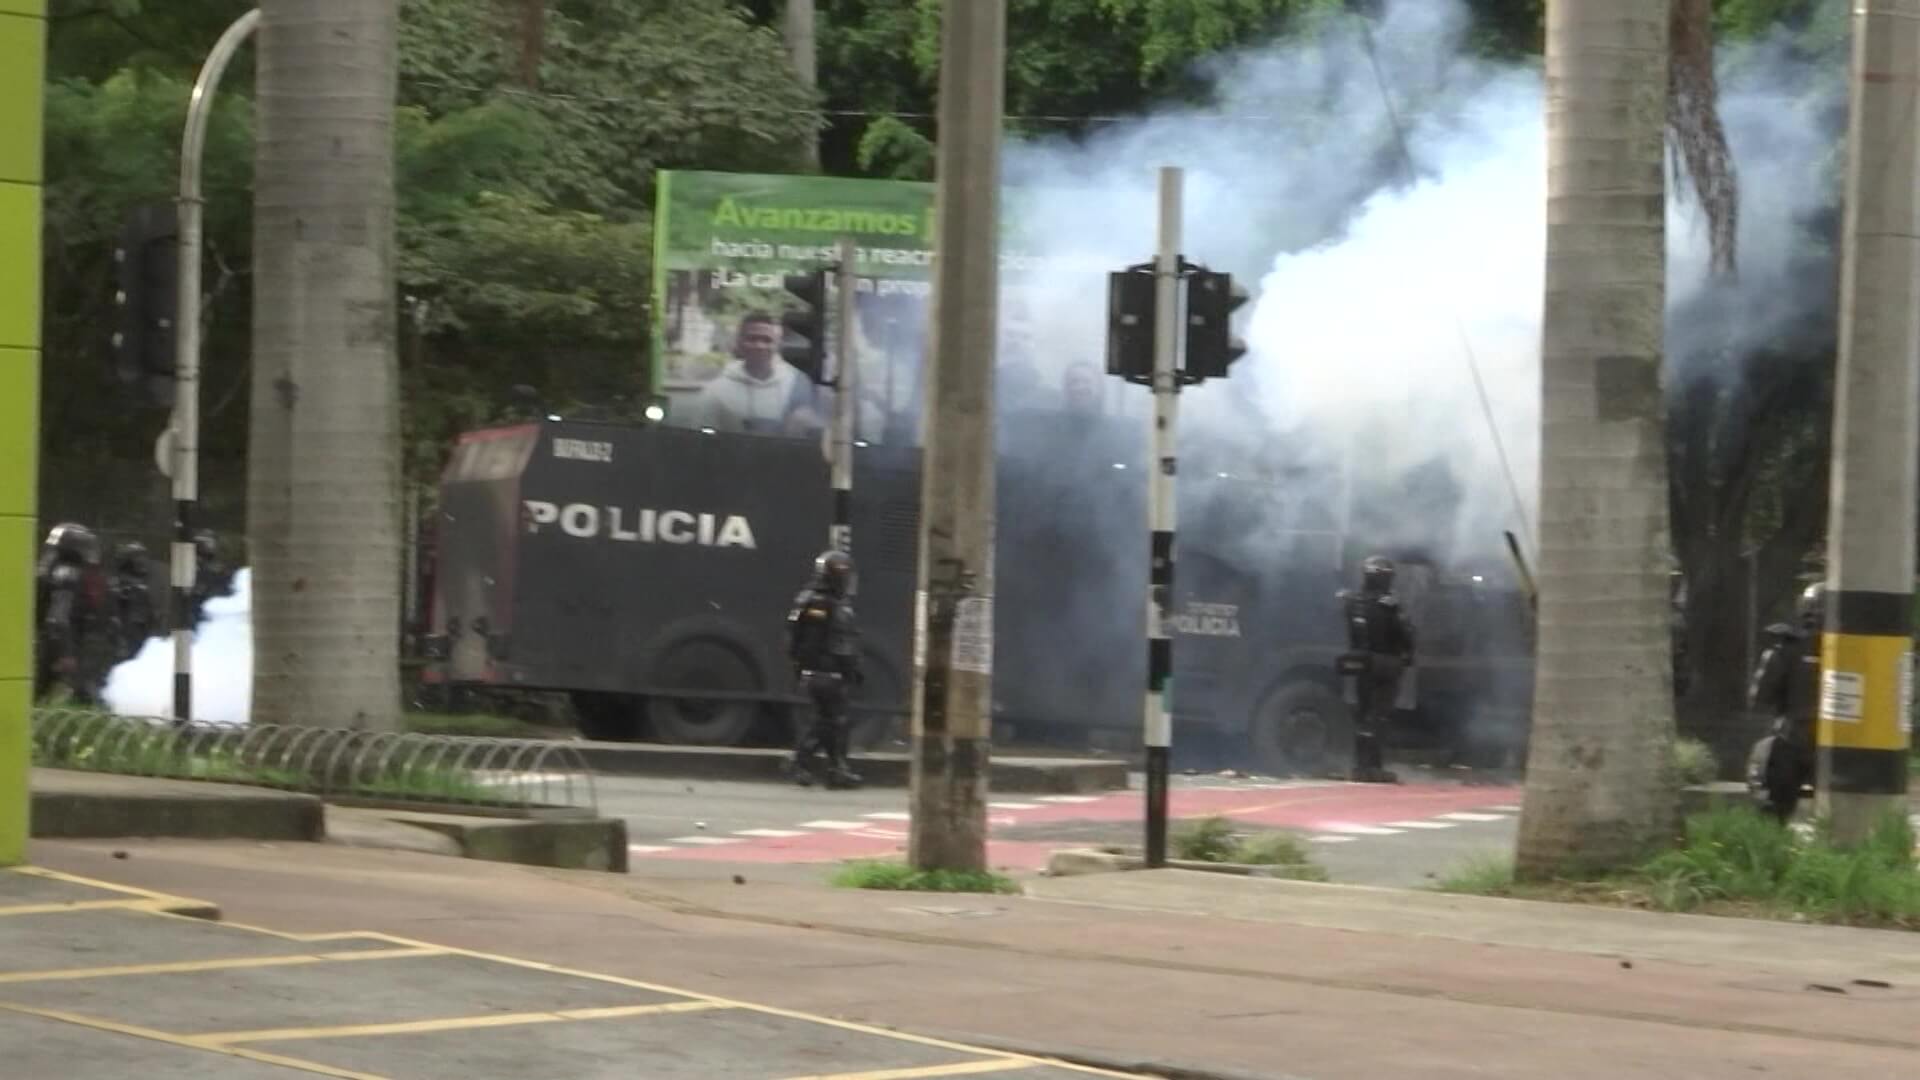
[1745,583,1822,821]
[1338,555,1416,784]
[785,550,863,789]
[109,541,156,663]
[34,523,110,706]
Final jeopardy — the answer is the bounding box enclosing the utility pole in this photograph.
[784,0,819,168]
[1143,167,1182,867]
[171,8,260,723]
[1818,0,1918,844]
[908,0,1005,873]
[830,235,857,553]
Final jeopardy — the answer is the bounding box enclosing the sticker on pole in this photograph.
[952,597,993,674]
[913,590,927,672]
[1821,669,1864,723]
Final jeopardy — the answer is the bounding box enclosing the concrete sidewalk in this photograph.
[0,864,1144,1080]
[26,838,1920,1080]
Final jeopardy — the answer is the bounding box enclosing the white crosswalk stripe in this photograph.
[628,845,672,854]
[1439,812,1508,823]
[1384,820,1457,830]
[1319,823,1403,836]
[799,820,868,830]
[734,829,806,838]
[1310,835,1358,844]
[989,802,1041,810]
[667,836,744,846]
[862,812,911,821]
[1035,795,1102,804]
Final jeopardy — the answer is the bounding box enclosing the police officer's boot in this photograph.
[825,723,862,790]
[785,727,824,788]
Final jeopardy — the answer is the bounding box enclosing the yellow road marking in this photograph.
[203,999,731,1045]
[0,898,183,917]
[16,874,1149,1076]
[212,928,1150,1077]
[0,1001,392,1080]
[0,945,442,984]
[781,1061,1032,1080]
[5,865,209,908]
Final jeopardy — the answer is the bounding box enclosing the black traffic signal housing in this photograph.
[780,269,831,385]
[1183,269,1248,383]
[112,203,181,408]
[1105,266,1156,385]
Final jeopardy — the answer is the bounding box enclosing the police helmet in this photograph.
[114,541,150,576]
[814,549,856,596]
[1361,554,1395,592]
[44,523,101,566]
[1796,582,1825,630]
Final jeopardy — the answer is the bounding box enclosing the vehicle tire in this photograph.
[571,693,640,742]
[646,636,762,746]
[1249,680,1354,779]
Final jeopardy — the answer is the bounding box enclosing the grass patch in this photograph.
[403,711,553,739]
[831,859,1020,894]
[1435,808,1920,930]
[1172,816,1328,880]
[33,713,510,807]
[1672,737,1719,787]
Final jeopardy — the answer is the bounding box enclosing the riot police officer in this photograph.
[1338,554,1416,784]
[34,523,109,705]
[1745,583,1822,821]
[109,541,156,663]
[189,529,232,626]
[784,550,864,789]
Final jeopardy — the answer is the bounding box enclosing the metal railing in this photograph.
[31,709,597,818]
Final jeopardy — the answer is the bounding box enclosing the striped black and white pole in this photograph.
[829,235,858,555]
[168,8,259,726]
[1144,166,1182,868]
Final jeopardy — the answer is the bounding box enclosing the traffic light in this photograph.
[781,269,830,384]
[1183,269,1248,382]
[112,203,181,408]
[1105,268,1155,385]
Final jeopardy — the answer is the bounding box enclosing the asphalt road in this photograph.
[603,768,1524,887]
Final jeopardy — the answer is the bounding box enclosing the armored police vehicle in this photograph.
[417,412,1535,775]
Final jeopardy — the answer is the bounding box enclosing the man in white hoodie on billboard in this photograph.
[692,312,812,435]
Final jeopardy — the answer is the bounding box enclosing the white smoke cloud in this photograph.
[104,569,253,726]
[997,0,1841,568]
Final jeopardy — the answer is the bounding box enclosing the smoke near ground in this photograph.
[1000,0,1839,571]
[104,570,252,726]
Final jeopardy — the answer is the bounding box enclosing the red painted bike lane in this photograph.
[629,781,1523,868]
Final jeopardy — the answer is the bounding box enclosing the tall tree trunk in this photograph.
[1517,1,1680,876]
[249,0,403,731]
[785,0,819,168]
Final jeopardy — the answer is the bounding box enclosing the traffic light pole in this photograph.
[1144,166,1182,869]
[830,236,857,553]
[170,8,260,725]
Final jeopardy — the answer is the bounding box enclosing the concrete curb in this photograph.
[571,742,1129,793]
[29,769,324,843]
[366,809,630,874]
[1044,847,1322,880]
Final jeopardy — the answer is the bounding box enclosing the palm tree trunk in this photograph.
[249,0,403,730]
[1517,0,1680,876]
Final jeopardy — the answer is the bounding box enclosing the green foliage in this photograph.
[1442,809,1920,929]
[1671,737,1720,786]
[830,859,1022,894]
[1434,852,1517,894]
[1172,815,1322,873]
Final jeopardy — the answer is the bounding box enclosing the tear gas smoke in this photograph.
[104,569,252,726]
[997,0,1841,571]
